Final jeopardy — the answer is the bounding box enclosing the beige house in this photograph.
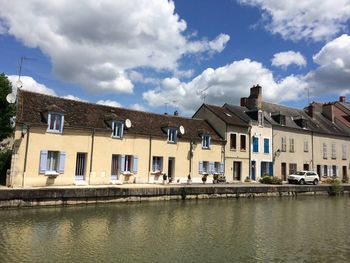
[9,90,224,187]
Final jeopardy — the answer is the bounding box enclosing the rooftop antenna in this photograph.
[164,100,178,114]
[305,87,310,105]
[16,56,35,89]
[197,86,211,103]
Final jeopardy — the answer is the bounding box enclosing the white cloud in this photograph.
[96,100,122,108]
[130,103,147,111]
[7,75,56,96]
[62,95,86,102]
[143,59,306,115]
[0,0,229,94]
[239,0,350,41]
[271,51,306,69]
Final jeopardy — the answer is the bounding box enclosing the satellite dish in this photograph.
[125,119,132,128]
[6,93,16,104]
[10,116,16,128]
[16,80,23,88]
[179,125,185,135]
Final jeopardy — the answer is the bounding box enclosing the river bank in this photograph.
[0,183,349,208]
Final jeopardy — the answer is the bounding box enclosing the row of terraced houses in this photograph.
[7,85,350,187]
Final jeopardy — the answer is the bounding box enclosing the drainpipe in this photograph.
[189,139,192,176]
[248,126,252,179]
[88,128,95,185]
[311,131,314,171]
[22,125,30,188]
[148,135,152,183]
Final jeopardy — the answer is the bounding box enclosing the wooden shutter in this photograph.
[39,150,48,173]
[59,152,66,173]
[220,162,224,174]
[269,162,273,176]
[199,161,203,174]
[120,155,125,172]
[209,162,214,174]
[133,155,138,174]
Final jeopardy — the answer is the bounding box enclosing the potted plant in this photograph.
[213,174,219,184]
[163,173,167,185]
[187,174,192,184]
[202,174,207,184]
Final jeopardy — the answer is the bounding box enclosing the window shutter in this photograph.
[60,115,65,133]
[261,161,264,177]
[120,124,124,138]
[59,152,66,173]
[220,162,224,174]
[208,136,211,148]
[269,162,273,176]
[336,166,339,177]
[209,162,214,174]
[39,150,48,173]
[253,137,259,152]
[133,155,138,174]
[120,155,125,172]
[160,158,163,171]
[199,161,203,174]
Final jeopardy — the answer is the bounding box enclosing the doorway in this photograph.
[251,161,256,181]
[75,153,87,181]
[342,166,348,182]
[168,157,175,182]
[303,163,310,171]
[281,162,287,181]
[233,161,241,181]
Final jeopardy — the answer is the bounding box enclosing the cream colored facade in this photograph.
[9,124,224,187]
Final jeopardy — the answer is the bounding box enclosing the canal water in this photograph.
[0,196,349,263]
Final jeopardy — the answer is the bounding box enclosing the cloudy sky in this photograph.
[1,0,350,116]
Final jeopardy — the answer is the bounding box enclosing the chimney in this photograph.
[174,110,178,116]
[322,103,334,122]
[245,85,262,109]
[307,104,314,119]
[339,96,346,103]
[240,97,248,107]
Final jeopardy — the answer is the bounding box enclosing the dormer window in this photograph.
[202,134,211,149]
[271,112,286,126]
[47,112,64,133]
[258,110,264,126]
[167,128,177,143]
[112,121,124,138]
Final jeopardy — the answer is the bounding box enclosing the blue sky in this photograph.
[1,0,350,116]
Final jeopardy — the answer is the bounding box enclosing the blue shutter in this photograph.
[261,161,265,177]
[220,162,224,174]
[199,161,203,174]
[39,150,48,173]
[208,136,211,148]
[264,139,269,153]
[133,155,138,174]
[59,152,66,173]
[120,155,125,172]
[60,115,64,133]
[209,162,214,174]
[253,137,259,152]
[269,162,273,176]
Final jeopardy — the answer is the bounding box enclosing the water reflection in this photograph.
[0,197,349,262]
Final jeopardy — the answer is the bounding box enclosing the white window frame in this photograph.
[202,161,209,174]
[47,112,64,133]
[263,137,270,154]
[304,140,309,152]
[240,134,247,151]
[323,143,328,159]
[230,133,237,151]
[167,128,177,143]
[152,156,163,172]
[124,155,133,172]
[289,138,295,153]
[202,134,211,149]
[47,151,59,173]
[112,121,124,138]
[258,110,264,126]
[281,137,286,152]
[342,144,347,160]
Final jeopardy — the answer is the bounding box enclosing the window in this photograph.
[47,112,64,133]
[202,135,211,149]
[281,137,286,152]
[119,155,138,174]
[289,138,294,153]
[258,110,264,126]
[112,121,124,138]
[323,165,328,176]
[289,163,297,175]
[252,136,259,153]
[342,144,347,160]
[304,140,309,152]
[331,143,336,159]
[202,161,209,174]
[75,153,87,180]
[323,143,327,159]
[264,138,270,154]
[152,156,163,172]
[111,154,120,180]
[230,134,237,150]
[39,150,65,174]
[167,128,177,143]
[214,162,220,173]
[240,134,246,151]
[332,165,337,177]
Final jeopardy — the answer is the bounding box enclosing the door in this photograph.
[75,153,87,181]
[281,163,287,181]
[342,166,347,182]
[303,163,309,171]
[168,157,175,182]
[251,161,256,181]
[317,165,321,179]
[233,161,241,181]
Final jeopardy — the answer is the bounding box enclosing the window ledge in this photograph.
[202,147,211,150]
[122,171,133,176]
[46,129,63,134]
[45,171,59,178]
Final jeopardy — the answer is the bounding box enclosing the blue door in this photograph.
[251,161,256,180]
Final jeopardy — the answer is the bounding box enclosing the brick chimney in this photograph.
[244,85,262,109]
[240,97,248,107]
[322,103,334,123]
[339,96,346,103]
[307,104,314,119]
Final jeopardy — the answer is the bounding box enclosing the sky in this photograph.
[1,0,350,116]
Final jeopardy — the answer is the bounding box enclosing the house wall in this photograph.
[193,106,226,138]
[250,124,273,180]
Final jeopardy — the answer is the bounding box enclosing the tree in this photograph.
[0,73,15,142]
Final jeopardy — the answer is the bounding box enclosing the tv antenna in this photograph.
[197,86,212,103]
[164,100,178,114]
[16,56,35,89]
[305,87,310,104]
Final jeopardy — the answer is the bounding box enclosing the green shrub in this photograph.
[0,149,12,185]
[259,176,282,185]
[328,178,343,196]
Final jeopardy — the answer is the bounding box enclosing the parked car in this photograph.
[287,171,319,185]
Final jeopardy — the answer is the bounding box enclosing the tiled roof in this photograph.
[16,90,224,142]
[203,104,249,127]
